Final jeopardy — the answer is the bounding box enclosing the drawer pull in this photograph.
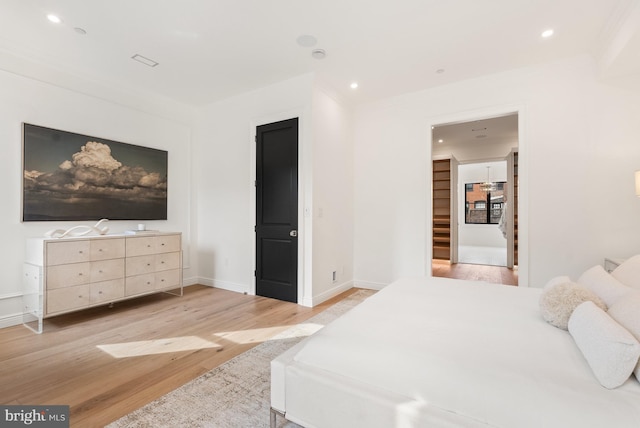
[161,243,165,246]
[99,291,103,294]
[147,281,151,285]
[78,273,83,276]
[99,249,103,252]
[147,263,151,266]
[147,245,151,248]
[79,250,84,254]
[161,261,165,264]
[99,270,103,273]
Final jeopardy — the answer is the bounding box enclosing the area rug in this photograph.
[107,289,376,428]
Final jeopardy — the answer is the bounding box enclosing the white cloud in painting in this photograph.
[24,141,166,199]
[71,142,122,171]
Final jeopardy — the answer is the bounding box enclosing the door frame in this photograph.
[426,104,529,286]
[249,109,307,304]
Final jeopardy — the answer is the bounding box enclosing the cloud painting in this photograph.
[22,124,168,221]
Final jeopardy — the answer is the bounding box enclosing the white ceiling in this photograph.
[433,113,518,154]
[0,0,638,107]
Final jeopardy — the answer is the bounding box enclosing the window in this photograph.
[465,181,506,224]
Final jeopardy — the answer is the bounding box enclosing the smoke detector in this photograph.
[311,49,326,60]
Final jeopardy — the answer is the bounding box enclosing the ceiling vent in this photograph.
[132,54,159,68]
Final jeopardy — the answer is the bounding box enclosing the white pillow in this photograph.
[608,291,640,382]
[568,301,640,389]
[577,265,631,307]
[612,255,640,290]
[539,281,606,330]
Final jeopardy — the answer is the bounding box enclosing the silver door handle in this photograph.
[289,230,297,237]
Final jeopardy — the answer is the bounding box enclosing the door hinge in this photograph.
[254,270,256,277]
[254,225,256,232]
[254,135,257,142]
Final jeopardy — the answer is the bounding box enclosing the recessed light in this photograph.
[350,82,358,89]
[541,29,554,38]
[311,49,326,60]
[438,139,444,144]
[132,54,159,67]
[47,14,62,24]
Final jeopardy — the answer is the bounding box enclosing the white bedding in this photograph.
[271,277,640,427]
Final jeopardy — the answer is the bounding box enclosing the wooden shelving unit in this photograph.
[433,159,451,260]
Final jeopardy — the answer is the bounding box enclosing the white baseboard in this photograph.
[302,280,354,307]
[352,280,388,290]
[197,277,250,294]
[0,313,23,329]
[182,276,200,287]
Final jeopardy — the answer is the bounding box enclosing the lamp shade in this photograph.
[636,171,640,196]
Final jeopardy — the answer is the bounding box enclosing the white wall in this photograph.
[353,55,640,288]
[192,74,314,298]
[309,84,354,304]
[0,67,195,327]
[192,74,355,306]
[458,161,507,248]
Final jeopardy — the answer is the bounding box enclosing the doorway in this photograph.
[458,161,507,266]
[431,113,519,286]
[255,118,298,302]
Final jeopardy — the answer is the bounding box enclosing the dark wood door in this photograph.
[255,118,298,303]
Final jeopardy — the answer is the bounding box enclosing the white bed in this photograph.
[271,277,640,427]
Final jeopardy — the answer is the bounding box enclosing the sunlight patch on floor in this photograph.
[97,323,326,358]
[212,323,323,344]
[97,336,220,358]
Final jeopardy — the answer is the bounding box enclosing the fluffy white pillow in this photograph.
[539,281,606,330]
[569,301,640,389]
[577,265,630,307]
[612,255,640,290]
[608,291,640,382]
[544,275,571,289]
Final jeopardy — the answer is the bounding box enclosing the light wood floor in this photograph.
[432,260,518,285]
[0,285,360,427]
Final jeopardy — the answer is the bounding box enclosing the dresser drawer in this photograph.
[156,252,180,272]
[47,262,91,289]
[126,255,156,276]
[91,238,125,261]
[90,279,125,304]
[47,284,90,314]
[90,259,125,283]
[125,234,181,257]
[156,269,181,290]
[125,273,156,296]
[156,235,181,253]
[126,237,157,257]
[46,241,90,266]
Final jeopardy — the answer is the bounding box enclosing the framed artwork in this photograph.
[22,123,168,222]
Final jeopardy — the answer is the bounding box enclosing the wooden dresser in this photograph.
[23,232,182,333]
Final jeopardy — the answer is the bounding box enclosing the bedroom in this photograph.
[1,0,640,426]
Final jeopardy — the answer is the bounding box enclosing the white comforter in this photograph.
[274,277,640,427]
